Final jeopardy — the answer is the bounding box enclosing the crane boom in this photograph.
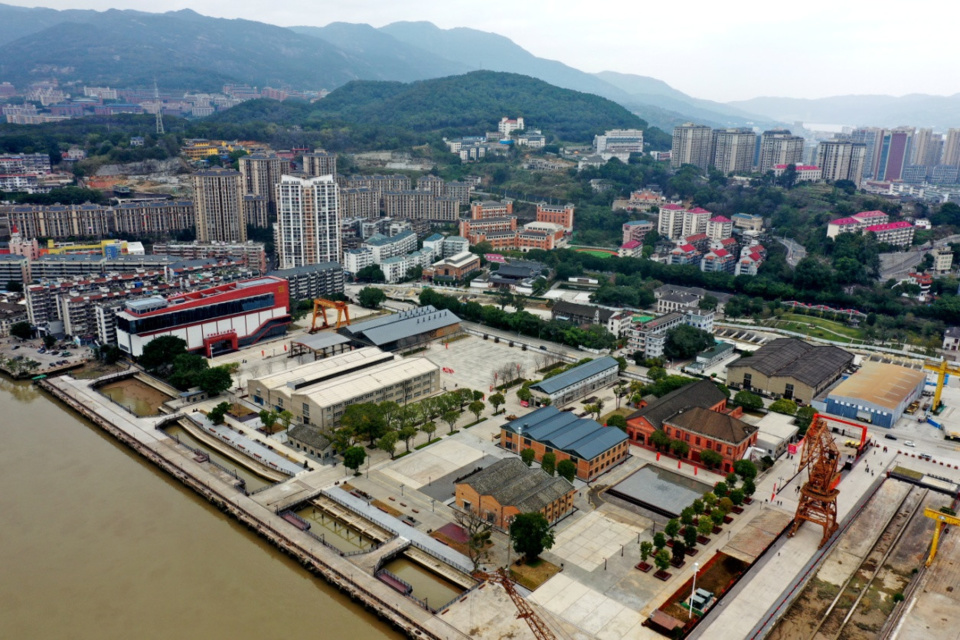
[477,568,556,640]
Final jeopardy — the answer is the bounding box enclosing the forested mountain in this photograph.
[0,7,381,91]
[290,23,470,82]
[205,71,654,144]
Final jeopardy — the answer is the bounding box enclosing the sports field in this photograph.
[574,248,617,258]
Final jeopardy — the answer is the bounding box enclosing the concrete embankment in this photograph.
[37,377,467,640]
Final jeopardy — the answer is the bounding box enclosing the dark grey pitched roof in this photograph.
[664,407,757,445]
[459,458,573,512]
[287,425,331,450]
[552,300,617,323]
[627,379,726,429]
[726,338,853,387]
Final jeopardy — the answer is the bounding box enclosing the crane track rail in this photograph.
[805,485,928,640]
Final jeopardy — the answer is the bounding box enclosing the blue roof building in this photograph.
[529,356,620,406]
[501,406,629,480]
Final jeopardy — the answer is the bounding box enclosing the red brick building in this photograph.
[625,380,757,474]
[471,200,513,219]
[455,458,575,530]
[536,202,575,232]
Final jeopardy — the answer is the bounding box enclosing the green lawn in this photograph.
[574,249,616,259]
[766,313,865,343]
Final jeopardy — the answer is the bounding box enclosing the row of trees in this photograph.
[137,335,234,396]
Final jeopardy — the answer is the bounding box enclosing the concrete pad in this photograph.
[552,511,642,571]
[381,438,485,488]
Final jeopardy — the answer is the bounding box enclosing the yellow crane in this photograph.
[923,506,960,566]
[922,359,960,412]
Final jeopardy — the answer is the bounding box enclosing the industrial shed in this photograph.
[825,362,926,428]
[338,305,461,351]
[726,338,853,403]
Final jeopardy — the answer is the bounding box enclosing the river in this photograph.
[0,376,401,639]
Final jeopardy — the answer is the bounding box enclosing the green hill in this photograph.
[208,71,652,144]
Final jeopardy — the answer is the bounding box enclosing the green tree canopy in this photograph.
[769,398,798,415]
[541,452,557,476]
[664,325,714,360]
[556,459,576,482]
[343,446,366,473]
[139,335,188,374]
[340,402,387,445]
[197,366,232,396]
[10,321,31,340]
[520,448,536,467]
[357,286,387,309]
[510,512,555,562]
[207,401,231,425]
[733,390,764,411]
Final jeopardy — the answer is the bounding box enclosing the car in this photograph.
[884,434,898,440]
[904,441,916,447]
[11,345,19,350]
[920,453,932,461]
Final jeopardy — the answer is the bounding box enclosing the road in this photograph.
[776,236,807,267]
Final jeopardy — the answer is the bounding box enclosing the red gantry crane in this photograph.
[788,413,842,548]
[309,298,351,333]
[477,568,556,640]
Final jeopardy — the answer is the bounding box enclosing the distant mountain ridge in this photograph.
[728,94,960,129]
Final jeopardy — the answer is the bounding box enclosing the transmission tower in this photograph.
[154,80,164,135]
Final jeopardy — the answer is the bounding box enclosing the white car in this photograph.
[904,441,916,447]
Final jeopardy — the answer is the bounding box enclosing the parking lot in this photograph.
[0,336,90,375]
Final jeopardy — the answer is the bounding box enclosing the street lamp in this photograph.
[688,562,700,620]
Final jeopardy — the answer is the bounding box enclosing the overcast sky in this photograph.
[7,1,958,102]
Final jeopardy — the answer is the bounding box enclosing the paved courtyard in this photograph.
[551,510,644,572]
[379,437,490,489]
[423,334,544,397]
[531,573,647,640]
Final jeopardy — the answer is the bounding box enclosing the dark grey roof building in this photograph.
[725,338,853,403]
[458,458,574,514]
[287,424,333,460]
[627,379,728,430]
[528,356,620,406]
[339,305,461,351]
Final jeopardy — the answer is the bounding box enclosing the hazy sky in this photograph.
[6,0,958,102]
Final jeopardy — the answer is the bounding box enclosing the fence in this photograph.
[407,538,473,575]
[376,568,414,595]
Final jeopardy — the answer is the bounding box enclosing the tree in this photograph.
[489,392,505,414]
[702,492,717,510]
[468,400,485,422]
[733,459,758,482]
[259,409,279,432]
[455,509,493,572]
[607,414,627,431]
[653,532,667,551]
[509,512,555,562]
[665,518,681,542]
[733,390,763,411]
[495,289,514,311]
[654,548,671,573]
[541,452,557,476]
[340,402,386,446]
[699,449,723,468]
[710,509,725,527]
[650,429,671,451]
[725,472,739,488]
[718,497,734,514]
[648,366,667,381]
[197,366,232,396]
[520,448,536,466]
[671,540,687,564]
[729,489,744,506]
[207,401,231,425]
[168,353,209,390]
[796,406,816,435]
[742,478,756,499]
[670,439,690,458]
[355,265,385,283]
[692,499,704,516]
[557,459,576,482]
[138,335,188,374]
[698,517,714,538]
[279,410,294,431]
[98,344,122,364]
[421,420,437,441]
[42,334,56,349]
[516,387,532,403]
[10,321,31,340]
[358,286,387,309]
[769,398,798,415]
[442,409,460,434]
[399,424,419,452]
[343,446,366,474]
[664,325,714,360]
[640,541,654,565]
[698,295,719,311]
[683,525,698,548]
[714,481,729,498]
[680,507,695,526]
[377,431,399,459]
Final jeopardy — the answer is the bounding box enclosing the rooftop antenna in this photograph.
[154,79,164,135]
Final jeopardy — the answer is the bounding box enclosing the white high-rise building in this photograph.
[711,128,756,175]
[943,129,960,168]
[275,175,341,270]
[817,141,867,184]
[911,128,943,167]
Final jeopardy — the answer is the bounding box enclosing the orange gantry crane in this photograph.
[477,568,556,640]
[788,413,842,548]
[309,298,351,333]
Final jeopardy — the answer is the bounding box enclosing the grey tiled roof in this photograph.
[287,424,331,450]
[459,458,573,513]
[664,407,757,445]
[627,379,726,429]
[726,338,853,387]
[529,356,619,396]
[503,405,628,461]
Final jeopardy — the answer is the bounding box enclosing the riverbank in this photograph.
[37,374,468,640]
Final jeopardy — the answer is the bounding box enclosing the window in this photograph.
[743,373,752,389]
[784,383,794,400]
[695,437,701,446]
[523,438,531,446]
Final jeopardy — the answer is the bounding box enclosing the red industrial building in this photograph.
[115,276,291,357]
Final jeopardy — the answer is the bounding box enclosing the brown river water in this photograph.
[0,377,401,639]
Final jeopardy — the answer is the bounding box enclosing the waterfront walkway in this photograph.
[186,413,303,476]
[43,375,470,640]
